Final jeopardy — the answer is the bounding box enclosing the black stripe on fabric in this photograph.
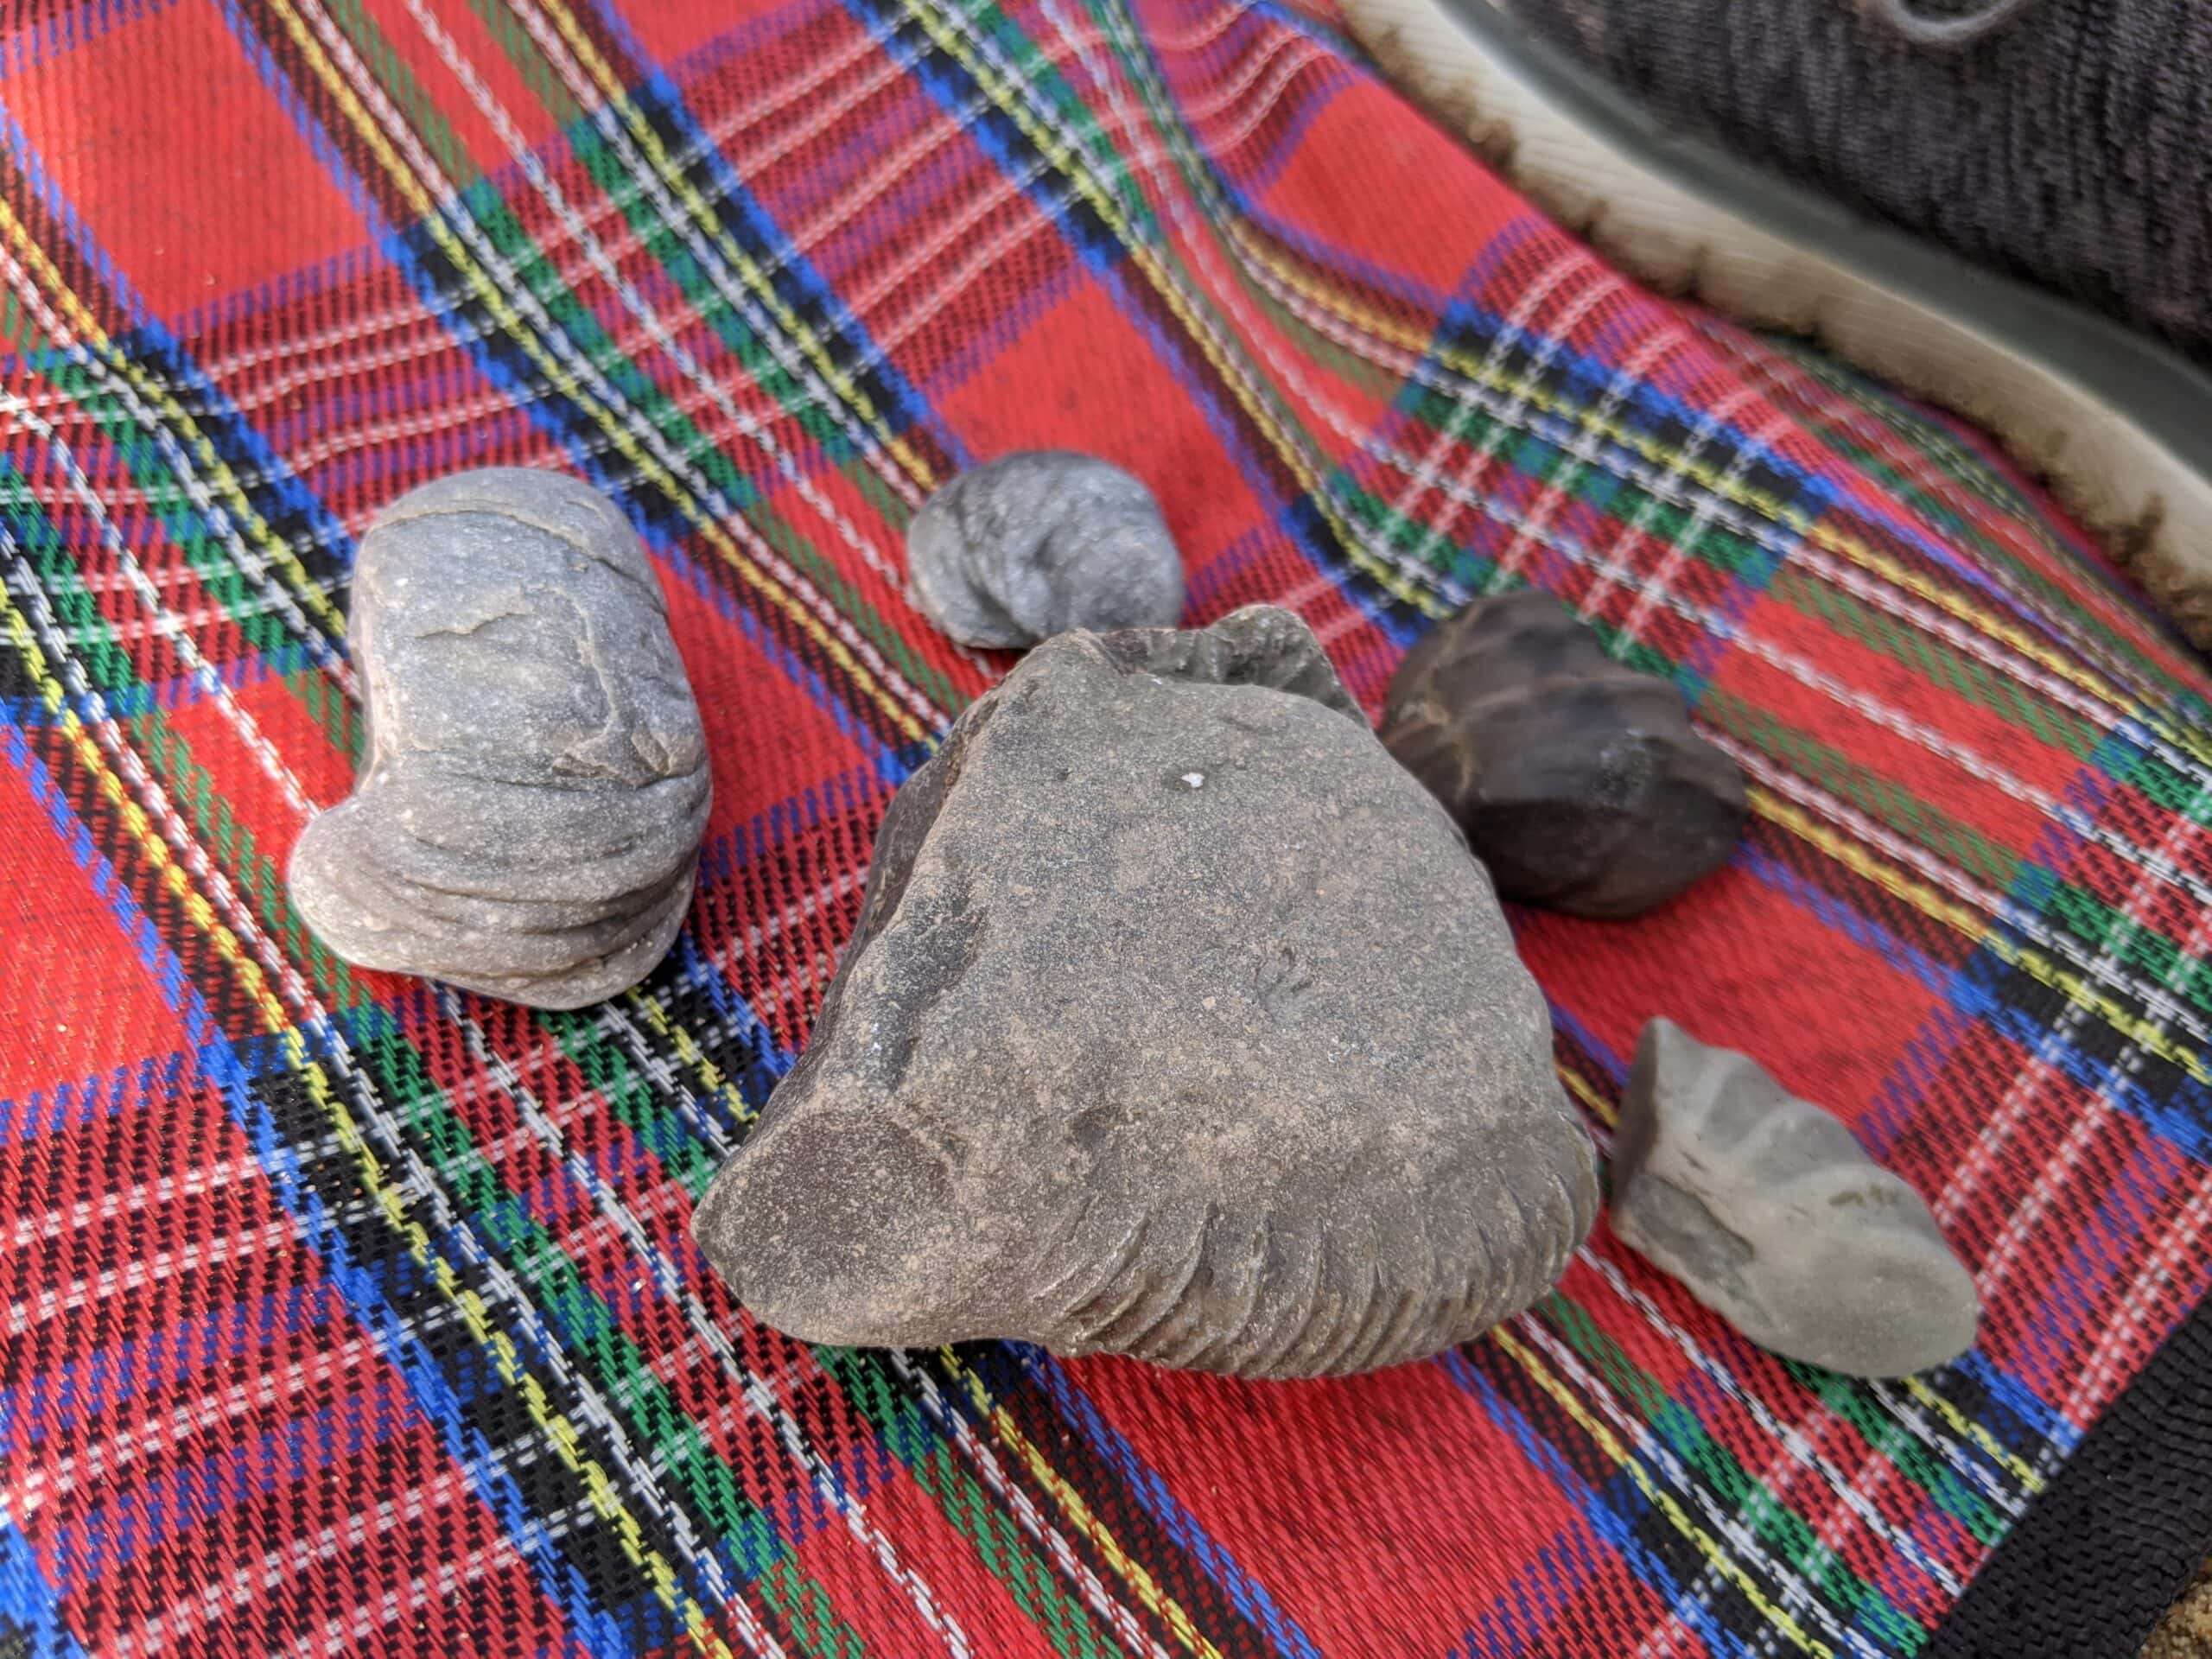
[965,1344,1287,1659]
[1926,1287,2212,1658]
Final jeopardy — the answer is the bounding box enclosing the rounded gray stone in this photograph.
[694,605,1599,1376]
[289,468,710,1010]
[906,451,1185,648]
[1611,1018,1980,1378]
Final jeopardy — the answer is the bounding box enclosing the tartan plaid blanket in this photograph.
[3,0,2209,1653]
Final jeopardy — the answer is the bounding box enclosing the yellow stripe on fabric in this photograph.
[1557,1064,1618,1129]
[624,985,760,1128]
[524,0,941,498]
[880,0,1448,621]
[935,1350,1224,1659]
[0,196,351,643]
[0,582,741,1659]
[255,0,933,748]
[1487,1325,1835,1659]
[1753,785,2212,1088]
[1218,219,2212,764]
[1900,1376,2045,1497]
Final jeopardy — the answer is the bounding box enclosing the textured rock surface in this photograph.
[695,606,1598,1376]
[1380,590,1745,917]
[1611,1019,1979,1377]
[906,451,1184,647]
[2145,1558,2212,1659]
[290,468,709,1009]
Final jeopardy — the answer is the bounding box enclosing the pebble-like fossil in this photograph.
[694,606,1599,1376]
[289,469,709,1010]
[906,450,1185,647]
[1381,590,1745,917]
[1611,1019,1980,1377]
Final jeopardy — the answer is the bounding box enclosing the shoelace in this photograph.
[1861,0,2047,46]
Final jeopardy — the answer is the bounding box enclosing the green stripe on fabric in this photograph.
[1543,1294,1930,1650]
[339,1014,870,1659]
[2101,741,2212,822]
[326,0,487,187]
[822,1350,1123,1659]
[3,460,882,1658]
[1769,567,2103,762]
[536,1001,1138,1659]
[909,0,1376,544]
[450,0,968,715]
[1765,336,2190,702]
[380,8,967,727]
[2043,880,2212,1018]
[0,455,361,988]
[13,355,359,760]
[539,1006,734,1198]
[1705,690,2023,893]
[1788,1366,2015,1547]
[554,101,968,715]
[462,0,586,130]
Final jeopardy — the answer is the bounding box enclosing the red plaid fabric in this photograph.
[0,0,2206,1653]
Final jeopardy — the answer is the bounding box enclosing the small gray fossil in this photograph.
[1611,1019,1980,1377]
[906,450,1185,647]
[1380,589,1745,917]
[693,606,1598,1376]
[289,468,710,1010]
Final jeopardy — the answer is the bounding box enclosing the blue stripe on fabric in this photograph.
[848,0,1421,650]
[1433,1344,1748,1659]
[0,647,321,726]
[0,0,181,84]
[1079,0,1351,209]
[653,540,914,772]
[201,0,944,766]
[3,725,613,1656]
[1544,1001,1627,1090]
[0,1289,321,1454]
[1735,842,1959,998]
[0,1510,91,1659]
[1451,1535,1595,1659]
[206,1028,626,1659]
[1019,1349,1326,1659]
[619,70,961,471]
[0,1053,192,1146]
[3,726,204,1038]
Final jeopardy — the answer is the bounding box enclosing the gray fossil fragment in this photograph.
[694,606,1599,1376]
[906,450,1185,647]
[1611,1019,1979,1377]
[289,468,709,1010]
[1380,589,1745,917]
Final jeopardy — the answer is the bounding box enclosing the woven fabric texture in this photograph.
[1,0,2209,1655]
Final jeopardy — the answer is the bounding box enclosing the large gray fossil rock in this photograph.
[1611,1019,1980,1377]
[289,468,709,1010]
[906,451,1184,647]
[694,606,1598,1376]
[1381,590,1745,917]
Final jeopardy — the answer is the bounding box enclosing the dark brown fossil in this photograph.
[1380,591,1746,918]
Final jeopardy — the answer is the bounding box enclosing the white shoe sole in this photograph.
[1341,0,2212,646]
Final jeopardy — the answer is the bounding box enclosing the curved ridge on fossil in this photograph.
[289,469,709,1009]
[693,607,1599,1376]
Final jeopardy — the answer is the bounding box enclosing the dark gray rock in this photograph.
[1380,590,1745,918]
[1611,1019,1980,1378]
[289,468,709,1010]
[906,451,1184,647]
[694,605,1599,1376]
